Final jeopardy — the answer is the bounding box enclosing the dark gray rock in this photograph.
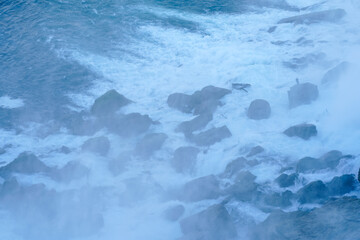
[0,152,51,179]
[251,197,360,240]
[167,86,230,115]
[326,174,356,196]
[135,133,167,158]
[296,157,324,173]
[222,157,247,178]
[180,204,237,240]
[105,113,154,137]
[176,113,213,135]
[51,161,89,183]
[232,83,251,91]
[358,168,360,183]
[321,62,349,85]
[278,9,346,25]
[226,171,257,201]
[91,89,132,117]
[171,147,200,173]
[297,180,329,204]
[288,82,319,108]
[180,175,220,202]
[284,123,317,140]
[82,136,110,156]
[264,190,294,208]
[190,126,231,146]
[268,26,277,33]
[247,99,271,120]
[247,145,265,157]
[320,150,342,169]
[275,173,298,187]
[163,204,185,222]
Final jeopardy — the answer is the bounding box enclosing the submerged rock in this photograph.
[226,171,257,201]
[176,113,213,135]
[247,99,271,120]
[278,9,346,25]
[82,136,110,156]
[251,197,360,240]
[275,173,298,188]
[0,152,51,179]
[326,174,356,196]
[163,204,185,222]
[180,204,237,240]
[221,157,247,178]
[135,133,167,158]
[91,89,132,117]
[288,82,319,108]
[180,175,220,202]
[190,126,231,146]
[247,145,265,157]
[264,190,294,208]
[284,123,317,140]
[51,161,89,183]
[108,152,131,176]
[171,146,200,173]
[296,150,344,172]
[319,150,343,169]
[297,180,329,204]
[167,85,230,115]
[105,113,154,137]
[321,61,349,85]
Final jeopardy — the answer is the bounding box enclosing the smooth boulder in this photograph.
[284,123,317,140]
[190,126,231,146]
[247,99,271,120]
[91,89,132,116]
[288,82,319,108]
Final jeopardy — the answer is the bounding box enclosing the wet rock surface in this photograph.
[247,99,271,120]
[284,123,317,140]
[91,89,132,117]
[275,173,298,187]
[82,136,110,156]
[171,146,200,173]
[190,126,232,146]
[288,82,319,108]
[278,9,346,25]
[134,133,168,158]
[176,113,213,135]
[180,175,220,202]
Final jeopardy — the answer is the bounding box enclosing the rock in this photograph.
[267,26,277,33]
[358,168,360,183]
[278,9,346,25]
[60,146,71,154]
[320,150,342,169]
[288,82,319,108]
[275,173,298,188]
[225,171,257,201]
[264,190,294,208]
[0,177,20,197]
[247,145,265,157]
[321,62,349,85]
[251,197,360,240]
[190,126,231,146]
[221,157,247,178]
[105,113,154,137]
[296,157,324,172]
[51,161,89,183]
[0,152,51,179]
[284,123,317,140]
[180,175,220,202]
[247,99,271,120]
[91,89,132,117]
[176,113,213,135]
[82,136,110,156]
[63,111,99,136]
[135,133,167,158]
[167,86,230,115]
[163,204,185,222]
[171,147,200,173]
[180,204,237,240]
[326,174,356,196]
[108,152,131,176]
[232,83,251,92]
[297,180,329,204]
[283,53,326,70]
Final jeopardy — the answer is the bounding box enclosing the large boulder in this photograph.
[297,180,329,204]
[176,113,213,135]
[180,175,220,202]
[221,157,247,178]
[225,171,257,201]
[326,174,356,196]
[321,62,349,85]
[284,123,317,140]
[319,150,342,169]
[134,133,167,158]
[190,126,231,146]
[0,152,51,179]
[247,145,264,157]
[275,173,298,188]
[251,197,360,240]
[247,99,271,120]
[296,157,324,172]
[171,146,200,173]
[288,82,319,108]
[105,113,154,137]
[163,204,185,222]
[91,89,132,117]
[263,190,294,208]
[82,136,110,156]
[278,9,346,25]
[180,204,237,240]
[167,86,230,115]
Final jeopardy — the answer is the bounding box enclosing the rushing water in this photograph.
[1,0,360,239]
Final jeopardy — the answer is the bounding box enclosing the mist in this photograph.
[1,0,360,239]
